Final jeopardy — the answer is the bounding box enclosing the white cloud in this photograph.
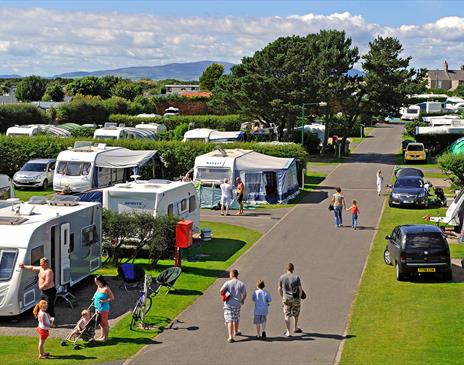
[0,7,463,76]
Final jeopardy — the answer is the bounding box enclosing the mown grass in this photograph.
[340,203,464,365]
[14,187,54,202]
[0,222,261,365]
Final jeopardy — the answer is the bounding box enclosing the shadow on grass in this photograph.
[99,337,160,346]
[183,238,247,262]
[304,174,326,189]
[170,289,203,296]
[47,354,97,360]
[154,262,228,279]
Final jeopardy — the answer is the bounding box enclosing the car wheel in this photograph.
[42,179,48,190]
[396,262,406,281]
[384,248,392,265]
[388,200,393,208]
[443,270,452,282]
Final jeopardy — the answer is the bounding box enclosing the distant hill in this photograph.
[0,74,22,79]
[54,61,235,80]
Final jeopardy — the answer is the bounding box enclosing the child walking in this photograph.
[33,299,54,359]
[347,200,360,230]
[252,280,272,340]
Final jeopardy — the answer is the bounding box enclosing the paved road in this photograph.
[126,124,403,365]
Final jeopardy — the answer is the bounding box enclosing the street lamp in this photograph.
[301,101,327,146]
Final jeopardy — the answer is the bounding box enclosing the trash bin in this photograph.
[343,140,350,155]
[176,220,193,248]
[360,124,365,137]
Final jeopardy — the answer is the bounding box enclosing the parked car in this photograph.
[388,176,428,208]
[13,158,56,190]
[384,224,452,281]
[404,142,427,163]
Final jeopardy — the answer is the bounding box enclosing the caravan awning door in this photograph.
[60,223,71,285]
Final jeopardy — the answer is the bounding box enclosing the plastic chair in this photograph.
[118,263,145,291]
[154,267,182,294]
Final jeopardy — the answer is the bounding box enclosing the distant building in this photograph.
[0,87,17,104]
[428,61,464,90]
[165,84,200,95]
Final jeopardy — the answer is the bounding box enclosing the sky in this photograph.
[0,0,463,76]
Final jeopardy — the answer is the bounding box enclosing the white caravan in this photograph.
[135,123,167,134]
[418,101,442,114]
[102,180,199,231]
[53,142,160,193]
[400,105,421,121]
[183,128,245,143]
[0,196,102,316]
[93,123,155,140]
[0,175,15,200]
[6,125,71,137]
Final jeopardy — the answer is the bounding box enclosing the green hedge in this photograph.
[0,104,49,132]
[0,135,307,179]
[109,114,245,131]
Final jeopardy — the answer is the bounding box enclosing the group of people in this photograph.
[219,263,305,343]
[220,176,245,216]
[19,258,114,359]
[330,171,384,229]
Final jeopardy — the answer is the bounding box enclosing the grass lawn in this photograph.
[340,203,464,365]
[0,221,261,365]
[14,187,54,201]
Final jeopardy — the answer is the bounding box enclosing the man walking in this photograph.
[220,269,247,343]
[278,263,303,337]
[20,257,57,321]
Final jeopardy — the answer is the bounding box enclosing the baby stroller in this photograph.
[61,303,99,349]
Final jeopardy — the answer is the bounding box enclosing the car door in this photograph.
[48,161,56,183]
[389,228,401,262]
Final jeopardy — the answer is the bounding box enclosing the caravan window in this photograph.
[0,250,17,281]
[31,246,44,266]
[167,204,174,216]
[178,199,188,213]
[196,167,230,182]
[57,162,91,176]
[82,225,98,247]
[189,196,197,212]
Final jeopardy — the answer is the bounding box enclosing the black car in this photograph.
[389,176,428,208]
[384,224,452,281]
[395,167,424,178]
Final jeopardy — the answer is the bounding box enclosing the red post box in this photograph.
[176,220,193,248]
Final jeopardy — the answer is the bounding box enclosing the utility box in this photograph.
[176,220,193,249]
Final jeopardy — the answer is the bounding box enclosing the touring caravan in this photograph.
[53,142,162,193]
[0,196,102,316]
[93,124,155,140]
[183,128,245,143]
[400,106,421,121]
[135,123,167,134]
[6,125,71,137]
[102,180,200,231]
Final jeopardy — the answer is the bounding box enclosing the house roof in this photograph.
[428,69,464,81]
[180,91,211,98]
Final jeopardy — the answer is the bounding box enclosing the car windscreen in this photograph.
[0,250,17,281]
[394,178,423,188]
[406,233,447,249]
[22,163,47,172]
[407,145,424,151]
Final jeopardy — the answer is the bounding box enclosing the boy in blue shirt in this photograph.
[252,280,272,340]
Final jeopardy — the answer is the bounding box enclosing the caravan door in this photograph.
[60,223,71,285]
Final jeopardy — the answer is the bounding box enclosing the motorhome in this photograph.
[400,105,421,121]
[0,196,102,316]
[93,123,155,140]
[6,125,71,137]
[102,180,200,231]
[183,128,245,143]
[53,142,162,193]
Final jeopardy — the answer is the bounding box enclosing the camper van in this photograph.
[0,196,101,316]
[102,180,199,231]
[93,123,155,140]
[183,128,245,143]
[401,106,421,121]
[53,142,161,193]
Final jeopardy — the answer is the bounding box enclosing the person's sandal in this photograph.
[294,328,302,333]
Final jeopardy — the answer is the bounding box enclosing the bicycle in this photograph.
[130,275,155,330]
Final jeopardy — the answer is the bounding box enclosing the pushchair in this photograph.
[61,303,99,349]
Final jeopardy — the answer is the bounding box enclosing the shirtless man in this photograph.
[235,177,245,215]
[19,257,57,320]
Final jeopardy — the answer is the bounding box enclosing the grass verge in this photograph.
[340,203,464,365]
[0,221,261,365]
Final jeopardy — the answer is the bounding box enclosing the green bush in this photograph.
[0,135,307,179]
[404,120,427,136]
[109,114,245,131]
[0,104,49,132]
[57,95,109,124]
[437,152,464,188]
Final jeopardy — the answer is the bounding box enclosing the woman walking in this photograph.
[93,275,114,342]
[331,187,346,227]
[376,170,383,196]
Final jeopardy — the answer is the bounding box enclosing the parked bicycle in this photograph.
[130,275,154,330]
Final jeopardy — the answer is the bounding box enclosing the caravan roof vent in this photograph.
[48,195,80,206]
[28,196,48,205]
[104,122,117,128]
[96,143,107,150]
[74,141,93,149]
[0,216,28,225]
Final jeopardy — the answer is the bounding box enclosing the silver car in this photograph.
[13,158,56,190]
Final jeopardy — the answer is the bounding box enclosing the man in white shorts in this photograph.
[220,178,232,216]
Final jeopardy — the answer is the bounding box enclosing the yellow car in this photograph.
[404,143,427,163]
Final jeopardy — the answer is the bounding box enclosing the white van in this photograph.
[53,142,161,193]
[102,180,199,231]
[0,196,101,316]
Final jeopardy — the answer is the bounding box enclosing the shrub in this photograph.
[404,120,427,136]
[0,104,49,132]
[437,152,464,188]
[56,95,109,124]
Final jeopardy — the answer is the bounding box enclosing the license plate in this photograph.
[418,268,435,273]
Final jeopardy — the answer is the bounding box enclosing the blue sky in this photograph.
[2,0,453,26]
[0,1,463,75]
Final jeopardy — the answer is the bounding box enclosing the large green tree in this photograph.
[111,81,143,101]
[65,75,122,99]
[42,82,65,101]
[16,75,46,102]
[199,63,224,91]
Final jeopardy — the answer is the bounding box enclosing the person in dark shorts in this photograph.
[235,176,245,215]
